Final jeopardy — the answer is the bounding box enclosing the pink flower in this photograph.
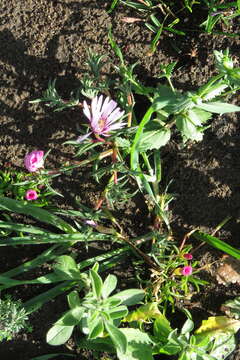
[25,189,38,201]
[183,253,193,260]
[24,150,44,172]
[181,266,193,276]
[77,95,125,142]
[85,220,97,227]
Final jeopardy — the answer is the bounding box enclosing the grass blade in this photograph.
[192,231,240,259]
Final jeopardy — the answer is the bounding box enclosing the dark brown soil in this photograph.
[0,0,240,359]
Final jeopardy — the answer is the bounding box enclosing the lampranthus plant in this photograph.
[77,95,125,142]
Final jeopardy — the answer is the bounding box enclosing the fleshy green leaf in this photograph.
[105,322,127,354]
[90,269,103,298]
[88,318,104,339]
[56,307,85,326]
[67,290,81,309]
[108,305,128,320]
[181,319,194,334]
[46,324,74,346]
[102,274,117,299]
[111,289,145,306]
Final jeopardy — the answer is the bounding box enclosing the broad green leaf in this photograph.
[105,322,127,354]
[195,316,240,337]
[67,290,81,309]
[124,302,161,322]
[196,101,240,114]
[46,324,74,346]
[90,269,103,298]
[176,115,203,141]
[117,328,153,360]
[112,288,145,306]
[154,313,172,341]
[57,306,85,326]
[102,274,117,299]
[137,126,170,152]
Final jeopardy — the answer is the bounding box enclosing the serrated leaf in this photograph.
[176,115,203,141]
[187,108,212,126]
[137,127,170,152]
[46,324,74,346]
[201,83,228,101]
[195,316,240,337]
[102,274,117,299]
[153,313,172,341]
[196,102,240,114]
[117,328,153,360]
[124,302,161,323]
[105,322,127,354]
[115,137,131,149]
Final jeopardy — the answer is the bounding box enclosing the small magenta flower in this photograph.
[181,266,193,276]
[25,189,38,201]
[24,150,44,172]
[183,253,193,260]
[77,95,125,142]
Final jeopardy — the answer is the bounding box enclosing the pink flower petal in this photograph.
[181,266,193,276]
[83,100,91,120]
